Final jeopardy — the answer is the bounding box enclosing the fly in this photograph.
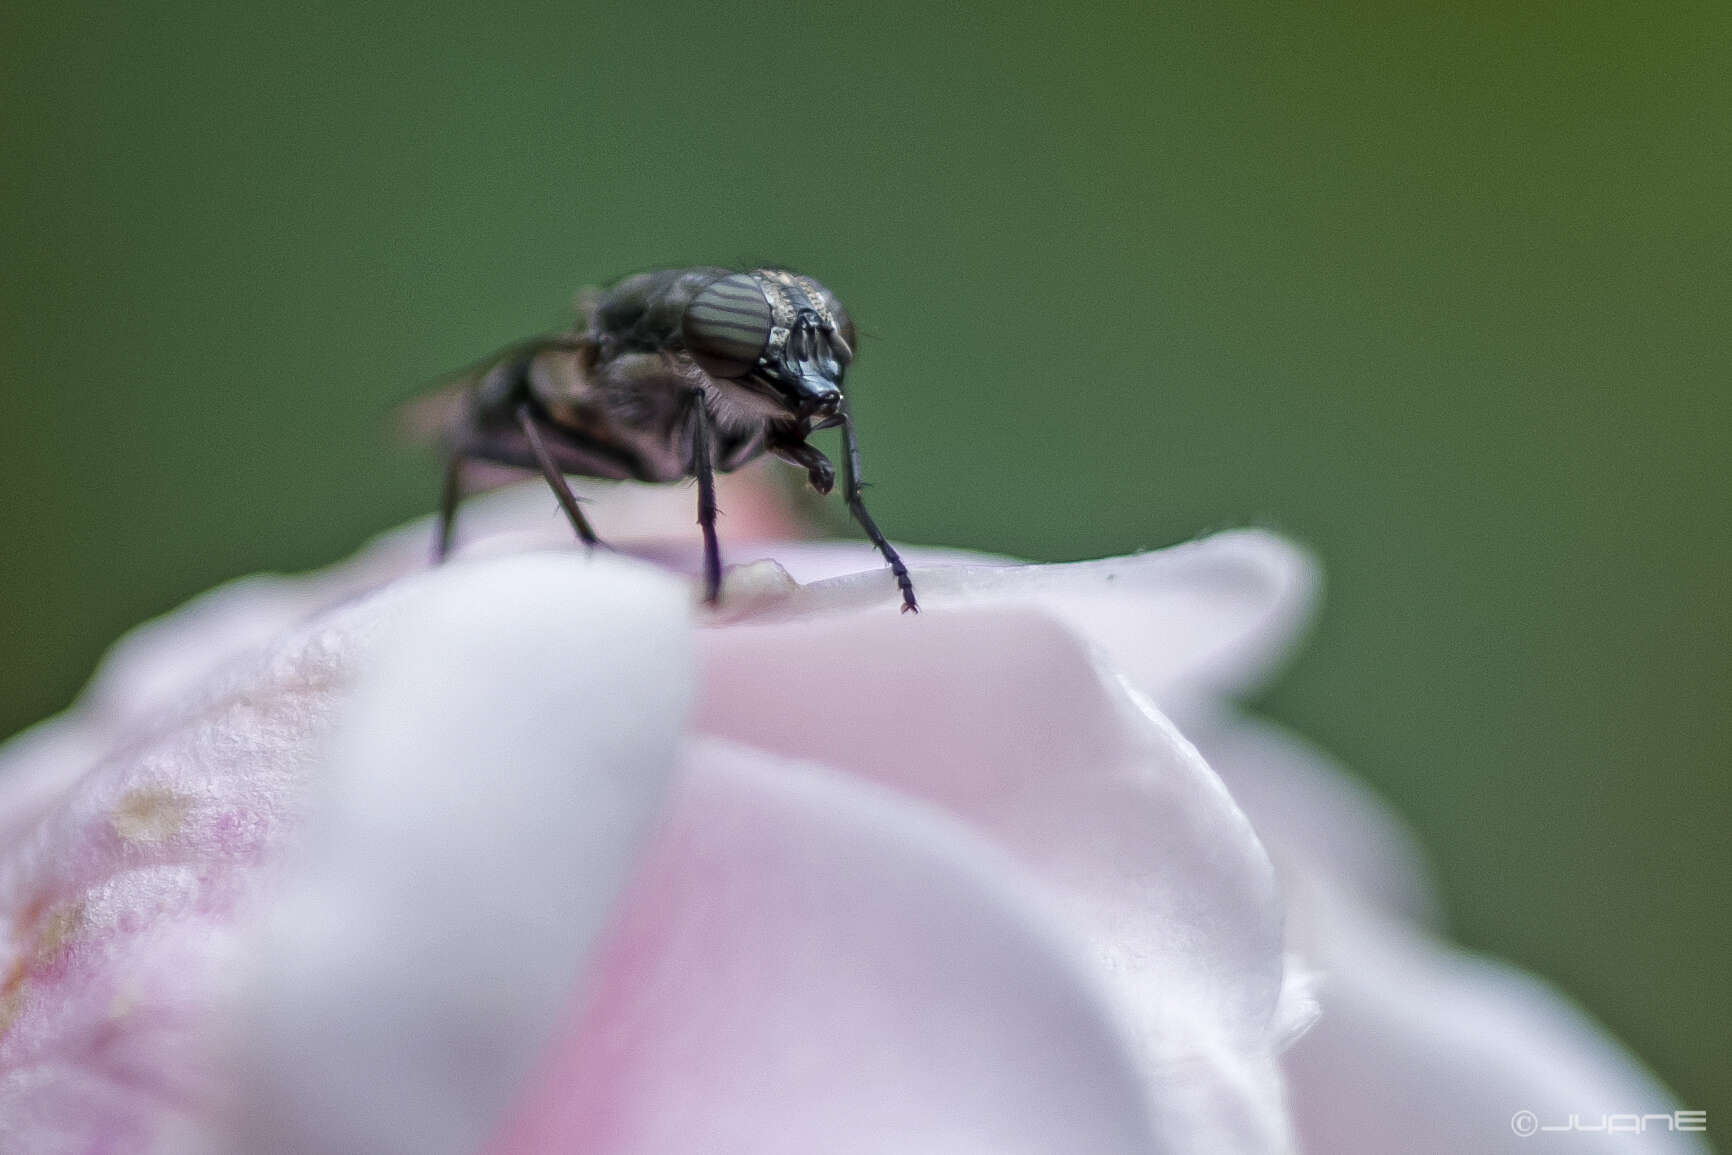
[421,266,917,612]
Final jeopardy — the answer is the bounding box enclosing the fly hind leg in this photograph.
[433,452,464,563]
[516,403,604,548]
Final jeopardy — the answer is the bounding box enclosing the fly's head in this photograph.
[682,269,855,426]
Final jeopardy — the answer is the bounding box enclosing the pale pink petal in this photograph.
[0,558,436,1151]
[1183,708,1439,924]
[0,718,110,852]
[0,578,333,850]
[230,553,694,1155]
[369,478,1318,708]
[1192,713,1705,1153]
[432,474,996,591]
[0,545,428,848]
[0,469,782,825]
[722,530,1318,703]
[625,538,1009,589]
[740,539,1010,581]
[432,462,806,562]
[491,738,1162,1155]
[0,477,1328,1152]
[0,469,799,849]
[695,606,1298,1152]
[1285,885,1708,1153]
[109,473,1312,716]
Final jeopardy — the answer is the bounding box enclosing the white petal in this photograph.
[489,739,1162,1155]
[230,552,694,1155]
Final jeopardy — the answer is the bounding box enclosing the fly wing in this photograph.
[394,377,473,446]
[391,334,584,448]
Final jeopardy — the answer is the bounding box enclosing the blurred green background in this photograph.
[3,0,1726,1124]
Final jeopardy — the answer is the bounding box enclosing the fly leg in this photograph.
[839,402,918,613]
[690,394,723,605]
[433,452,464,563]
[766,422,835,495]
[516,403,603,548]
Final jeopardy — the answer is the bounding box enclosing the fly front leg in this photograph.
[766,422,835,495]
[838,402,918,613]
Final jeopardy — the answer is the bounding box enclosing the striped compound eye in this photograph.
[682,273,774,379]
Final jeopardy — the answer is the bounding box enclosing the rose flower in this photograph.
[0,471,1698,1153]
